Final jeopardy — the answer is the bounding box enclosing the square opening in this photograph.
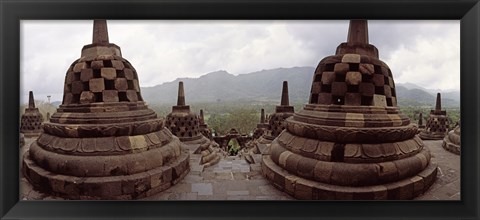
[118,92,128,102]
[361,96,373,106]
[375,86,385,95]
[105,80,115,90]
[332,96,344,105]
[349,63,359,71]
[347,85,359,93]
[310,93,319,104]
[325,63,335,71]
[103,60,113,67]
[335,73,346,82]
[94,92,103,102]
[320,84,331,93]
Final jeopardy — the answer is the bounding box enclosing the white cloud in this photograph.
[20,20,460,103]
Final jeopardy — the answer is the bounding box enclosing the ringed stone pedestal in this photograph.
[22,20,189,200]
[262,20,437,200]
[166,82,221,167]
[419,93,449,140]
[442,123,460,155]
[20,91,44,137]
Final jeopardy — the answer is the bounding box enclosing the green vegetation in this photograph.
[227,138,241,156]
[399,106,460,129]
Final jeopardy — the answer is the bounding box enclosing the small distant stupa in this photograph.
[257,81,294,146]
[419,93,449,140]
[165,81,221,167]
[252,108,268,140]
[442,121,460,155]
[20,91,44,137]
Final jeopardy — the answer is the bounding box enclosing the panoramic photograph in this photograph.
[19,19,460,200]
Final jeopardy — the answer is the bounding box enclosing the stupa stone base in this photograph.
[22,131,42,138]
[262,153,437,200]
[419,131,447,140]
[23,133,190,200]
[442,128,460,155]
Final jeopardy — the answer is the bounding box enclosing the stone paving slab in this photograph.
[19,138,460,201]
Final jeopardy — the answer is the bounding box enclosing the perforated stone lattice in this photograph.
[309,54,397,107]
[166,115,200,138]
[20,114,43,131]
[268,114,292,137]
[63,56,143,104]
[426,116,448,133]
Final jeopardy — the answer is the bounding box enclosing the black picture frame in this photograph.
[1,0,479,219]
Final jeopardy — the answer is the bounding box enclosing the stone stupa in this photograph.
[442,121,460,155]
[252,108,268,140]
[165,81,221,167]
[417,112,425,133]
[419,93,449,140]
[22,20,190,199]
[20,91,44,137]
[198,109,212,139]
[262,20,438,200]
[257,81,295,146]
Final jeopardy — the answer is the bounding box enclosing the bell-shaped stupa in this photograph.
[442,121,460,155]
[22,20,190,199]
[262,20,437,200]
[20,91,44,137]
[419,93,449,140]
[165,82,221,167]
[252,108,268,140]
[257,81,295,145]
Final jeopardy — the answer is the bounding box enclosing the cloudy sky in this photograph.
[20,20,459,104]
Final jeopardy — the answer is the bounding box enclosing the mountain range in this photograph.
[141,67,460,107]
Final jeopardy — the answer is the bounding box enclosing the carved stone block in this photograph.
[101,68,117,80]
[103,90,119,102]
[89,78,105,93]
